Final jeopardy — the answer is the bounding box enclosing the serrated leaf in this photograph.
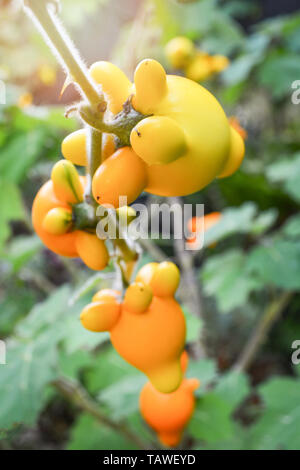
[189,393,234,443]
[67,414,136,450]
[214,371,249,411]
[85,347,137,395]
[266,154,300,203]
[15,285,72,339]
[257,51,300,99]
[283,215,300,238]
[99,374,146,420]
[246,239,300,289]
[0,131,45,183]
[202,249,260,313]
[204,203,275,247]
[0,329,60,430]
[247,377,300,450]
[186,358,218,395]
[58,349,93,380]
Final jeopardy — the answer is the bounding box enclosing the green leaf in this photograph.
[182,307,202,342]
[202,249,260,313]
[0,131,45,183]
[257,50,300,99]
[189,371,249,445]
[0,329,59,430]
[189,393,234,443]
[85,347,138,395]
[248,377,300,450]
[203,203,276,247]
[62,310,109,354]
[15,285,72,339]
[0,285,36,336]
[99,374,146,420]
[282,215,300,239]
[246,239,300,289]
[214,371,249,411]
[69,272,110,306]
[4,235,42,273]
[67,414,136,450]
[187,358,218,394]
[0,180,24,250]
[266,153,300,203]
[58,349,93,380]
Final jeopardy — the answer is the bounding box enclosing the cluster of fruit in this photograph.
[31,57,247,446]
[81,261,199,447]
[62,58,245,206]
[32,159,110,270]
[165,36,230,82]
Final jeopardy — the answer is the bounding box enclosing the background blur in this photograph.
[0,0,300,450]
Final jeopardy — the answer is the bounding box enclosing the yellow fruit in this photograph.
[90,61,132,114]
[51,160,84,204]
[136,262,159,285]
[87,58,245,200]
[42,207,72,235]
[211,55,230,73]
[123,282,153,314]
[92,289,120,303]
[131,116,187,165]
[150,262,180,297]
[62,129,115,167]
[132,59,167,115]
[18,92,33,109]
[92,147,147,208]
[185,52,213,82]
[76,231,109,271]
[38,64,56,86]
[218,126,245,179]
[61,129,88,166]
[165,36,195,69]
[80,300,120,332]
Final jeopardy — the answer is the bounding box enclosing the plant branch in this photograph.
[168,197,206,357]
[84,127,102,204]
[52,377,148,450]
[233,291,293,373]
[24,0,103,107]
[24,0,140,287]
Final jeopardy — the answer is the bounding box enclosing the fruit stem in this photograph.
[24,0,140,286]
[24,0,104,108]
[84,127,102,204]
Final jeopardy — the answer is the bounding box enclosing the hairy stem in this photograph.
[24,0,103,107]
[233,291,293,373]
[24,0,140,286]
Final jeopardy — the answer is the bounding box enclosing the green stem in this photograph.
[79,101,147,147]
[84,127,102,203]
[233,291,293,373]
[24,0,103,107]
[24,0,140,287]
